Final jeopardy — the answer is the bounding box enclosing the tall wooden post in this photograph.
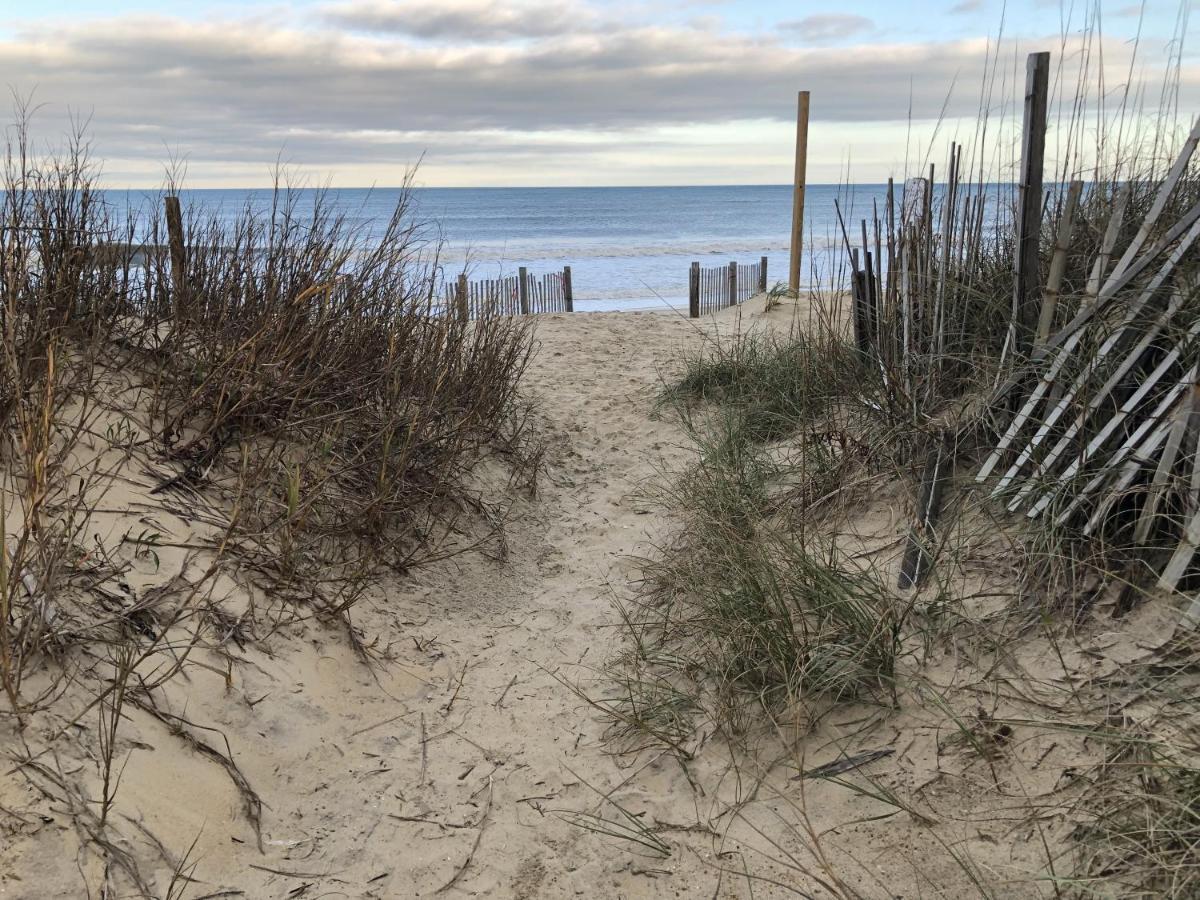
[788,91,810,296]
[688,262,700,318]
[759,256,768,293]
[1013,52,1050,355]
[563,266,573,312]
[164,195,186,315]
[728,261,737,307]
[456,272,469,322]
[518,266,530,315]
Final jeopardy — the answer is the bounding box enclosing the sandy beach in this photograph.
[2,3,1196,895]
[3,295,1145,899]
[0,303,765,898]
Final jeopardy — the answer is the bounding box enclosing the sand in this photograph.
[0,296,1158,898]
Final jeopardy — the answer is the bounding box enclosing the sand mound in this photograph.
[4,296,1164,898]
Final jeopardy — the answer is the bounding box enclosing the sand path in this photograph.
[4,300,1054,898]
[5,308,760,899]
[382,309,711,897]
[279,308,755,898]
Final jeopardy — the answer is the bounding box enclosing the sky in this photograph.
[0,0,1195,187]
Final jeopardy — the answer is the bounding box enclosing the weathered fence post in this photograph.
[1036,179,1083,345]
[788,90,810,296]
[689,261,700,318]
[728,261,737,307]
[850,248,871,354]
[563,266,573,312]
[1013,51,1050,355]
[898,431,949,590]
[456,272,469,322]
[164,195,186,314]
[518,266,530,315]
[759,256,768,293]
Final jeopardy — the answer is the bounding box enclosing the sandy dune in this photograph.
[2,297,1098,898]
[0,303,779,898]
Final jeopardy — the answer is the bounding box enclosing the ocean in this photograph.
[112,184,913,312]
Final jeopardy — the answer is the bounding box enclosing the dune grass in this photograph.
[0,111,540,892]
[0,113,534,716]
[599,18,1200,895]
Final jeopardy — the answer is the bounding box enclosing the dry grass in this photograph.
[0,109,537,893]
[134,176,536,610]
[599,14,1200,897]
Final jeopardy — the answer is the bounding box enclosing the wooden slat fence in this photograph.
[688,256,768,317]
[446,265,574,320]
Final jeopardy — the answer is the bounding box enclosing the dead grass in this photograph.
[0,108,537,894]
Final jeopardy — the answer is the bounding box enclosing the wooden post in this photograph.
[1013,51,1050,355]
[164,195,186,313]
[689,261,700,318]
[518,266,529,315]
[759,256,768,293]
[850,249,871,354]
[1036,179,1083,345]
[899,432,949,590]
[788,90,810,296]
[728,261,737,307]
[456,272,469,322]
[563,266,573,312]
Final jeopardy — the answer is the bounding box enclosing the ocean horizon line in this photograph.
[98,181,987,193]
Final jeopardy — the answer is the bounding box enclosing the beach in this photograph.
[0,297,1067,898]
[3,1,1198,895]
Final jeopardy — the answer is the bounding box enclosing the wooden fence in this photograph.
[447,266,574,320]
[153,199,576,323]
[688,257,768,317]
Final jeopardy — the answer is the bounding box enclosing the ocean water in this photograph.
[405,184,877,312]
[110,184,917,312]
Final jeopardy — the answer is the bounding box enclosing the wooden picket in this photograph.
[445,267,574,320]
[688,256,767,317]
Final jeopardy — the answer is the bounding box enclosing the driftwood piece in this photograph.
[794,748,894,780]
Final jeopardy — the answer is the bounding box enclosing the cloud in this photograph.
[949,0,984,13]
[0,5,1187,185]
[324,0,597,40]
[0,16,983,141]
[779,14,874,42]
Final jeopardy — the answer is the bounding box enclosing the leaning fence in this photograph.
[445,266,574,320]
[688,256,768,317]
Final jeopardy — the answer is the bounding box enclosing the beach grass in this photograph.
[0,109,534,718]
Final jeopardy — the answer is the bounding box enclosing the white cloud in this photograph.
[324,0,599,40]
[779,14,874,43]
[0,3,1190,186]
